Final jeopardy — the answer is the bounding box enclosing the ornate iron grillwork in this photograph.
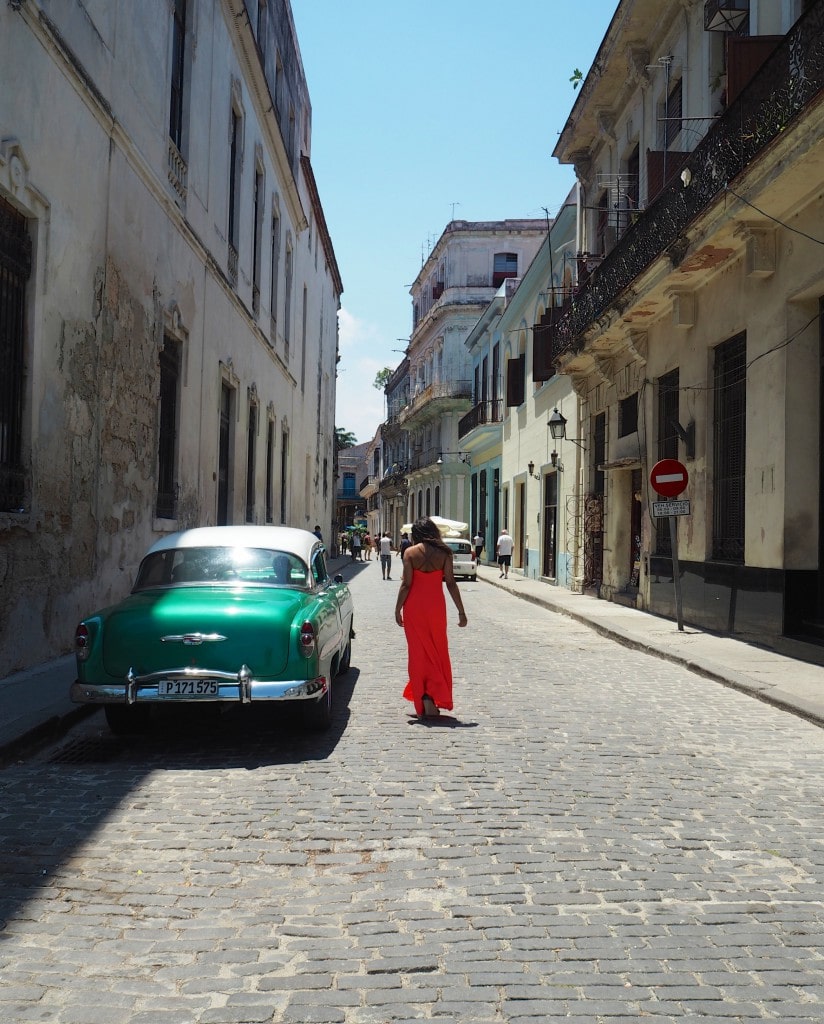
[583,492,604,591]
[458,399,502,439]
[552,0,824,360]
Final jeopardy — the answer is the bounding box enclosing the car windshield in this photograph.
[133,546,310,591]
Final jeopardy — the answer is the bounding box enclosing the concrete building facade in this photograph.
[550,0,824,640]
[0,0,341,675]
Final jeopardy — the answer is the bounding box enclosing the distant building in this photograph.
[0,0,341,674]
[401,221,545,529]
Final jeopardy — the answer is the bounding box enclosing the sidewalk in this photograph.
[3,553,823,763]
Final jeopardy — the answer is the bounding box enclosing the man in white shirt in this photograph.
[496,528,514,579]
[379,532,393,580]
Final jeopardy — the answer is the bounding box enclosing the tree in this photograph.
[373,367,392,391]
[335,427,358,449]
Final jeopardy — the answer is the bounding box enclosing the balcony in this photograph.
[397,380,473,429]
[359,474,379,498]
[408,448,442,472]
[379,463,408,498]
[458,399,503,441]
[551,1,824,362]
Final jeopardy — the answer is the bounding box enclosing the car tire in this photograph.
[337,639,352,676]
[104,704,151,735]
[303,685,332,731]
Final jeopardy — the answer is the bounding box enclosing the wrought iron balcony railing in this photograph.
[458,399,503,439]
[551,0,824,361]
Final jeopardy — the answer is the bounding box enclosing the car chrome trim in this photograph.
[160,633,228,645]
[70,669,327,705]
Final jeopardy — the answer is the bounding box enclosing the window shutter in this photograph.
[506,356,524,408]
[533,324,554,383]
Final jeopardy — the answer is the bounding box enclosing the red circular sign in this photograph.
[650,459,689,498]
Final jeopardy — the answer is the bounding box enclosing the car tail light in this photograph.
[75,623,90,662]
[299,621,316,657]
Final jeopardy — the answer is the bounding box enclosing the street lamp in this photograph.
[548,408,586,449]
[527,461,541,480]
[437,451,470,465]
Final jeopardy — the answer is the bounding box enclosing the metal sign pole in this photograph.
[669,514,684,631]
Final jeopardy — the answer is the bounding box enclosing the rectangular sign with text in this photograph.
[653,500,691,517]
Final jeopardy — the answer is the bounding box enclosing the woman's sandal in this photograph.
[421,695,440,718]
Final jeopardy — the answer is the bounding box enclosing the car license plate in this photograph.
[157,679,220,697]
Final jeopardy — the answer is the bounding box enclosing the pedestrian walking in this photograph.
[472,529,484,563]
[398,532,412,560]
[394,517,468,719]
[313,524,323,542]
[351,531,362,561]
[379,532,393,579]
[496,527,514,578]
[363,533,373,560]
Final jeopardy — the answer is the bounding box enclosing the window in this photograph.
[618,393,638,437]
[217,383,234,526]
[265,417,275,522]
[664,78,682,150]
[592,412,606,496]
[279,426,289,523]
[493,252,518,288]
[713,333,746,562]
[343,472,356,497]
[655,369,680,556]
[0,196,31,512]
[300,285,307,391]
[270,207,280,340]
[505,355,525,408]
[156,336,181,519]
[252,165,263,316]
[169,0,187,151]
[245,401,257,522]
[284,242,293,361]
[228,108,242,285]
[435,485,440,516]
[256,0,267,42]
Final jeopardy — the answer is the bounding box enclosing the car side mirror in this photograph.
[334,573,344,584]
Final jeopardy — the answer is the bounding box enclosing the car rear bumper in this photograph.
[71,665,327,705]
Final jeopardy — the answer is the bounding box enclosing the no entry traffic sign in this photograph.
[650,459,689,498]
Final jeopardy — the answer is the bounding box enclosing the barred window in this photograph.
[619,393,638,437]
[592,412,606,496]
[712,333,746,562]
[0,196,31,512]
[156,337,181,520]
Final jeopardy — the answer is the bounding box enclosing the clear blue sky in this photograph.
[291,1,618,444]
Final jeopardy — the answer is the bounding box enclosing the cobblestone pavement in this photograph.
[2,560,824,1023]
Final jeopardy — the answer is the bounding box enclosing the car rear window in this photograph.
[133,547,309,590]
[446,541,471,554]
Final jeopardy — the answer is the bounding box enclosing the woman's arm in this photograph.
[394,550,414,626]
[442,553,468,627]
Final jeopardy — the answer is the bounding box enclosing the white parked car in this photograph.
[445,538,477,580]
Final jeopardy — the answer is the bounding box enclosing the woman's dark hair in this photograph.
[411,517,451,553]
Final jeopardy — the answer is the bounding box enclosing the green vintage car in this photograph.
[71,525,354,734]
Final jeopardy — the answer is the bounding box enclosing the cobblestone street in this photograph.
[2,562,824,1023]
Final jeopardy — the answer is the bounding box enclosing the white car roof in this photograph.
[144,526,321,565]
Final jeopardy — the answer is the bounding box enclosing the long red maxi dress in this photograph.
[402,568,454,715]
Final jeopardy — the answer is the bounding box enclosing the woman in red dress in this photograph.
[394,518,468,718]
